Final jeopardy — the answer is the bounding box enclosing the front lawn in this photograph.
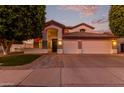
[0,54,41,66]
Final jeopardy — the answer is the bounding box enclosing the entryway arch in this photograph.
[47,28,58,52]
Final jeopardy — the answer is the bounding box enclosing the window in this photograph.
[80,29,85,32]
[78,40,82,49]
[64,29,69,33]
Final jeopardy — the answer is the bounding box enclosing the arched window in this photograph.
[80,29,85,32]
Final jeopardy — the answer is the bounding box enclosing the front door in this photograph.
[52,39,57,52]
[121,44,124,52]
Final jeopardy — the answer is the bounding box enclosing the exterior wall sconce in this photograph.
[112,40,117,49]
[58,40,62,46]
[58,40,63,53]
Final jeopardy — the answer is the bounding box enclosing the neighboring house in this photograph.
[10,44,24,52]
[24,20,119,54]
[117,38,124,53]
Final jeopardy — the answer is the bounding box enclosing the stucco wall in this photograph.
[10,44,24,52]
[23,39,34,48]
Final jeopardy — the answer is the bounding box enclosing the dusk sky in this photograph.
[46,5,110,31]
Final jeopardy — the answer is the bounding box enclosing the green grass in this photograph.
[0,54,41,66]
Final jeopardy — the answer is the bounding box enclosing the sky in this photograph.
[46,5,110,31]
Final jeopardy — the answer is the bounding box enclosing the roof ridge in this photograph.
[65,31,104,35]
[70,23,95,29]
[46,20,94,29]
[45,20,65,28]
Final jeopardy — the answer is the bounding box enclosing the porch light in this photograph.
[112,40,117,46]
[58,40,62,45]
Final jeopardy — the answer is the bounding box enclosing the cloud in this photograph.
[58,5,99,16]
[91,17,108,24]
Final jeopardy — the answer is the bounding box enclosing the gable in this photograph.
[71,23,94,29]
[45,20,65,29]
[66,24,94,33]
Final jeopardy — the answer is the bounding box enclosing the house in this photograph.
[24,20,118,54]
[117,38,124,53]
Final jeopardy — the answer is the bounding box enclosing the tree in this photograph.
[0,5,46,55]
[109,5,124,36]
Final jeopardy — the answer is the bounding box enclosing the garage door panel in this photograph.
[63,41,80,54]
[82,40,112,54]
[63,40,112,54]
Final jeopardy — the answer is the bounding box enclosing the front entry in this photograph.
[52,39,57,52]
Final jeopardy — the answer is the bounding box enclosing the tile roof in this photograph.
[63,32,117,39]
[45,20,65,28]
[66,23,95,29]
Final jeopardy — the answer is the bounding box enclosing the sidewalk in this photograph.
[1,67,124,87]
[0,70,32,86]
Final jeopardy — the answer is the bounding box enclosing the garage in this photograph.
[82,40,112,54]
[63,40,80,54]
[63,40,112,54]
[63,32,117,54]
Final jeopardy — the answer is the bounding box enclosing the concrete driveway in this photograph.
[1,54,124,86]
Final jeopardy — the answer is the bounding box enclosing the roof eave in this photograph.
[63,36,117,39]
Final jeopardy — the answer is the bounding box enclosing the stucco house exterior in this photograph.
[23,20,119,54]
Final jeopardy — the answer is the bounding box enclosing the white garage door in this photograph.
[82,40,112,54]
[63,40,80,54]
